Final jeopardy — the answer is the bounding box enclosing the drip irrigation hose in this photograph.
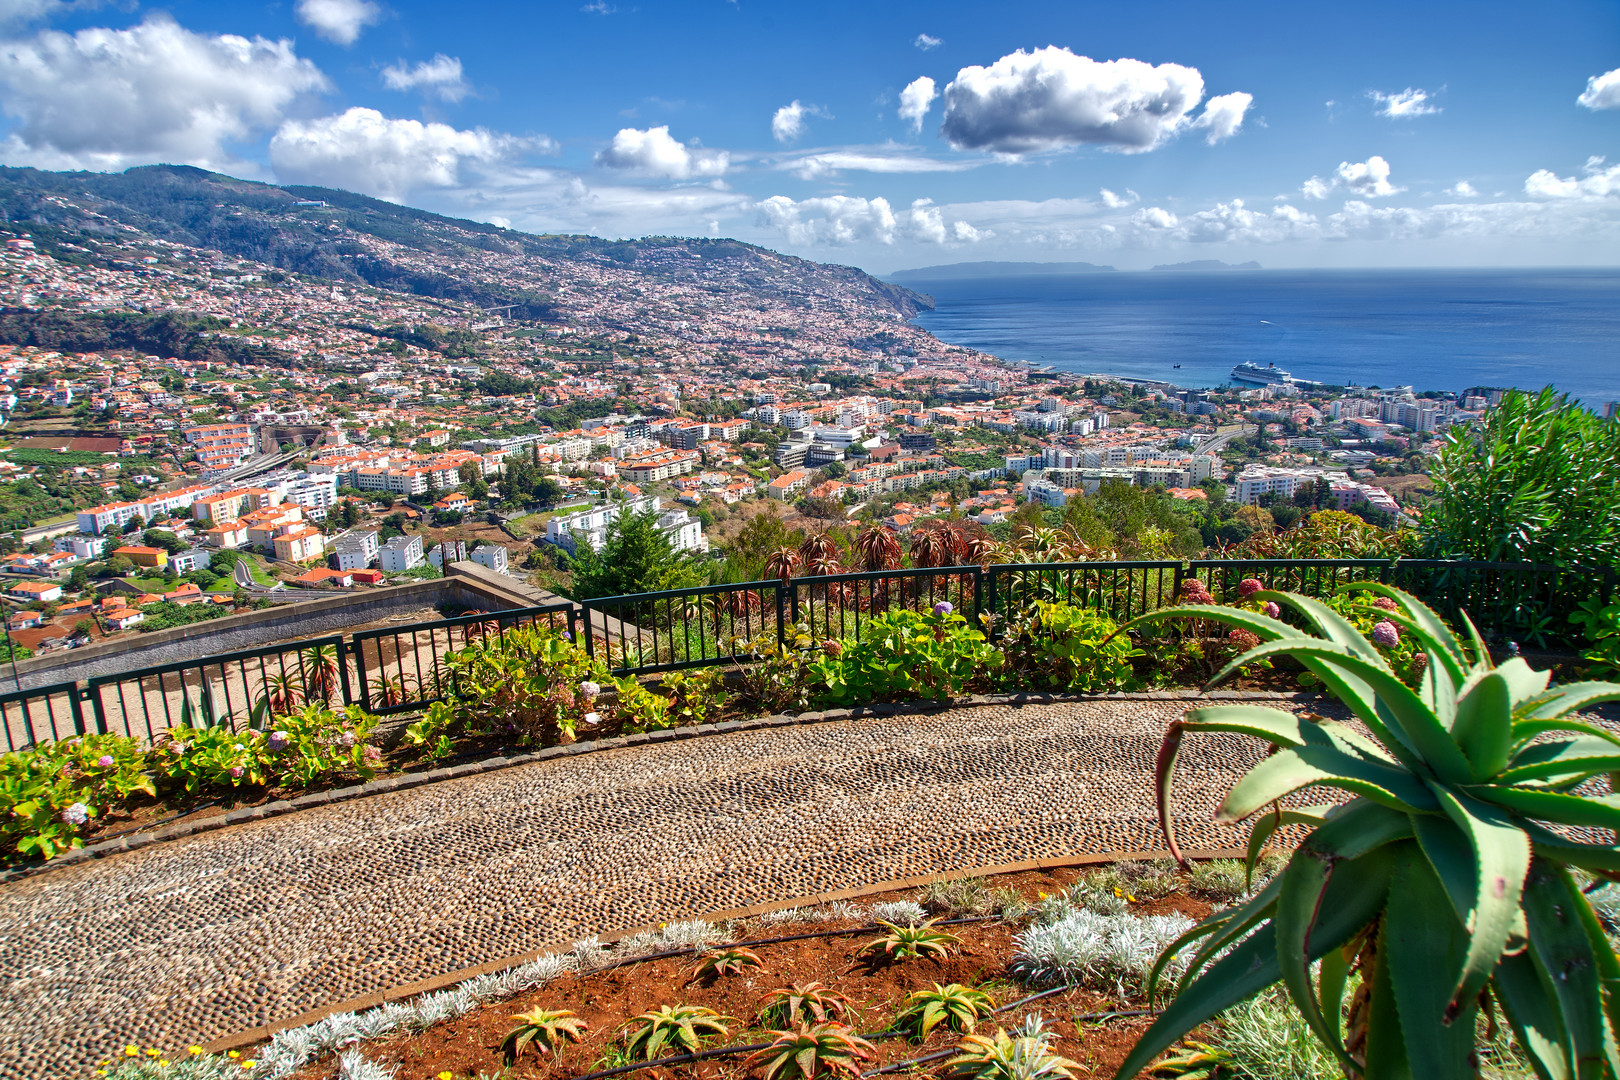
[860,1009,1159,1078]
[570,1030,910,1080]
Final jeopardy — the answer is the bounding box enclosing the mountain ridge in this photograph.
[885,260,1117,283]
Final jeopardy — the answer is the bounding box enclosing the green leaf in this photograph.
[1468,787,1620,833]
[1178,704,1318,747]
[1521,861,1620,1079]
[1274,850,1361,1075]
[1517,683,1620,723]
[1217,743,1436,821]
[1304,799,1417,861]
[1422,786,1532,1019]
[1492,657,1554,710]
[1502,737,1620,784]
[1494,949,1575,1080]
[1383,850,1478,1080]
[1246,804,1335,887]
[1452,671,1513,779]
[1257,588,1387,667]
[1363,922,1415,1080]
[1340,582,1471,680]
[1173,875,1284,995]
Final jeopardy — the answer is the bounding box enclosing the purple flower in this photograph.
[1238,578,1264,599]
[228,765,245,779]
[933,601,953,617]
[266,731,289,752]
[96,754,116,768]
[1263,601,1281,619]
[363,745,382,763]
[1371,620,1400,648]
[561,630,572,641]
[337,731,356,748]
[60,801,89,826]
[579,681,601,699]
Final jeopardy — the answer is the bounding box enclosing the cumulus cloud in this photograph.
[295,0,380,46]
[1132,206,1178,229]
[381,54,470,102]
[269,107,541,202]
[898,76,937,134]
[1098,187,1137,208]
[771,99,830,143]
[594,125,727,179]
[1369,87,1440,118]
[1578,68,1620,111]
[1524,156,1620,199]
[1191,91,1253,144]
[756,193,984,246]
[1445,180,1478,197]
[939,46,1249,154]
[0,16,328,173]
[914,33,941,50]
[1302,155,1401,199]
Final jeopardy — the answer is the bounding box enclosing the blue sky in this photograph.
[0,0,1616,271]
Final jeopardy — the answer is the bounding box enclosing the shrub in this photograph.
[920,876,992,917]
[1114,582,1620,1079]
[945,1026,1079,1080]
[998,602,1141,693]
[1012,908,1193,992]
[759,983,853,1029]
[1570,596,1620,678]
[608,676,673,733]
[808,608,1001,706]
[444,624,611,745]
[501,1008,587,1062]
[896,983,996,1040]
[748,1023,875,1080]
[0,733,154,861]
[870,900,928,927]
[622,1004,732,1061]
[659,666,729,725]
[154,702,380,796]
[857,920,959,963]
[727,627,814,714]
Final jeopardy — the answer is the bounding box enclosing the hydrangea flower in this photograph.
[1372,596,1400,612]
[1238,578,1264,599]
[61,802,89,826]
[1371,620,1401,647]
[933,601,953,616]
[579,680,601,699]
[363,745,382,763]
[1263,601,1281,619]
[822,639,842,657]
[266,731,289,752]
[336,731,356,748]
[96,754,115,768]
[228,766,245,779]
[1180,579,1213,604]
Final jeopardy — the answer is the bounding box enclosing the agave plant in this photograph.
[856,525,902,572]
[691,945,767,980]
[299,643,341,704]
[366,673,415,710]
[856,919,960,963]
[748,1023,875,1080]
[258,671,304,717]
[764,546,801,585]
[622,1004,733,1061]
[896,983,996,1040]
[946,1027,1080,1080]
[759,982,853,1028]
[500,1007,587,1063]
[1112,582,1620,1080]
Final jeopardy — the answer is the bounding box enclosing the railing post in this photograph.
[984,566,999,635]
[788,580,799,627]
[775,583,786,650]
[87,680,110,735]
[72,682,89,736]
[1171,562,1185,608]
[581,603,595,661]
[972,565,984,629]
[337,638,355,707]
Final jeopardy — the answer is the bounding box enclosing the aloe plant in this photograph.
[1112,582,1620,1080]
[622,1004,732,1061]
[748,1023,875,1080]
[856,919,960,963]
[500,1007,587,1062]
[896,983,996,1040]
[691,945,766,980]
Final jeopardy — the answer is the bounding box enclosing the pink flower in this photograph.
[1238,578,1264,599]
[1263,601,1281,619]
[228,765,245,779]
[1371,621,1400,648]
[1372,597,1399,612]
[1180,579,1212,604]
[96,755,116,768]
[363,746,382,763]
[822,640,842,657]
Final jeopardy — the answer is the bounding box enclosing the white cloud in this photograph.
[594,125,728,179]
[939,46,1248,154]
[914,33,942,50]
[270,107,541,202]
[1524,156,1620,199]
[1099,187,1137,208]
[1302,155,1401,199]
[581,1,616,12]
[381,54,470,103]
[0,16,329,173]
[756,193,984,246]
[1369,87,1440,118]
[898,76,937,134]
[1190,91,1253,144]
[779,144,978,180]
[771,99,828,143]
[1445,180,1478,197]
[1578,68,1620,111]
[1131,206,1178,229]
[294,0,380,46]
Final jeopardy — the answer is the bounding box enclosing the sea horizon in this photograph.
[904,266,1620,407]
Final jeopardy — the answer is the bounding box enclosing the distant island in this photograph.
[886,260,1117,283]
[1149,260,1263,272]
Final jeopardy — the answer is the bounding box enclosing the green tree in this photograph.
[141,528,188,555]
[567,505,705,601]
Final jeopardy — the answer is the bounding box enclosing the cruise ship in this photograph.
[1230,362,1296,386]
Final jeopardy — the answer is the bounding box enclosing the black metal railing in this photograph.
[1,558,1612,752]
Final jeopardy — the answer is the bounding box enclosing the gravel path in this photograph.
[0,699,1275,1079]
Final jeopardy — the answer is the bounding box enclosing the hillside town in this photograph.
[0,186,1493,656]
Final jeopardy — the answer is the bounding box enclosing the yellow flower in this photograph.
[96,1072,107,1077]
[228,1051,240,1059]
[146,1048,161,1057]
[1127,894,1138,903]
[242,1060,256,1068]
[1037,891,1047,899]
[159,1061,170,1068]
[189,1046,203,1055]
[125,1047,140,1057]
[439,1072,455,1080]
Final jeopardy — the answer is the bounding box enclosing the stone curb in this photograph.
[205,845,1247,1054]
[4,689,1310,884]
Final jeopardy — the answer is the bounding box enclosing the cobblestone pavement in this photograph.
[0,699,1276,1079]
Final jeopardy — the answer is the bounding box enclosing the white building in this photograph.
[469,544,510,575]
[544,496,706,555]
[330,529,380,571]
[379,533,424,573]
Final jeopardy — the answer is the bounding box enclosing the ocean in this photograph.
[904,268,1620,407]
